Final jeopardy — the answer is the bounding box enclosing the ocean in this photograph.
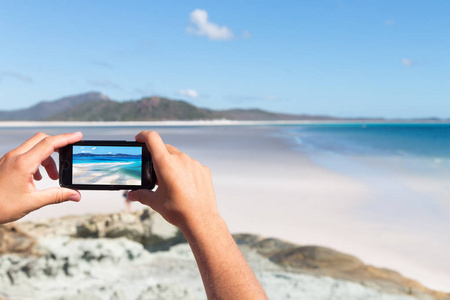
[284,123,450,226]
[283,123,450,205]
[72,155,142,185]
[2,122,449,159]
[281,123,450,166]
[73,155,142,166]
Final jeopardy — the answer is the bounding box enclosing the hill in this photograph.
[212,108,339,121]
[0,92,336,121]
[48,96,216,121]
[0,92,110,121]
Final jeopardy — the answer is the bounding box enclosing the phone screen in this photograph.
[72,145,143,186]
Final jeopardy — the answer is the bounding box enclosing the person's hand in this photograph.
[129,131,269,299]
[128,131,218,230]
[0,132,83,224]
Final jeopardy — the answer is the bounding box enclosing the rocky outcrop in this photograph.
[0,225,39,256]
[14,209,186,252]
[0,211,448,300]
[234,234,450,300]
[137,284,198,300]
[74,209,186,251]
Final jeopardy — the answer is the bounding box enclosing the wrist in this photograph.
[178,212,227,242]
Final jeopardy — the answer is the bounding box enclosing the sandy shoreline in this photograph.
[73,162,140,185]
[3,125,449,292]
[1,119,449,128]
[0,120,321,127]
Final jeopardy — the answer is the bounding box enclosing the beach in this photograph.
[1,122,449,292]
[73,162,141,185]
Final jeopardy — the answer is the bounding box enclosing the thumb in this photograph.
[32,188,81,209]
[128,189,157,208]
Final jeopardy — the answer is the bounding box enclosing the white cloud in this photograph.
[91,61,113,68]
[134,84,154,97]
[187,9,234,41]
[1,71,33,84]
[401,58,414,66]
[87,79,121,90]
[265,96,278,102]
[385,19,395,26]
[226,94,283,104]
[178,89,199,98]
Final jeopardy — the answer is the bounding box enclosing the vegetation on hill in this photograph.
[1,92,338,121]
[49,97,217,121]
[0,92,109,121]
[49,96,329,121]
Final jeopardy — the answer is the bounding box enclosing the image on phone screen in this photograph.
[72,145,142,185]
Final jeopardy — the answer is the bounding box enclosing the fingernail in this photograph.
[127,192,135,201]
[69,193,81,201]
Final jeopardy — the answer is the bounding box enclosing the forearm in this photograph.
[131,131,267,298]
[180,215,268,300]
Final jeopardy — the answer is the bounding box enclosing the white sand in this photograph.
[73,162,140,185]
[5,125,449,293]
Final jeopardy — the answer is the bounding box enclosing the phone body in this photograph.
[59,140,156,190]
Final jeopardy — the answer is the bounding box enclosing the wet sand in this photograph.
[73,162,140,185]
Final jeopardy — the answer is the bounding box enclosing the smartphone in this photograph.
[59,141,156,190]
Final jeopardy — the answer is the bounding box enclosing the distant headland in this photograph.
[0,92,447,122]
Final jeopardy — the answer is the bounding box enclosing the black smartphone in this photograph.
[59,141,156,190]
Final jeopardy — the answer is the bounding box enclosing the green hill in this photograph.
[1,92,340,121]
[48,96,217,121]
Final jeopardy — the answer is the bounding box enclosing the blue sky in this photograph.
[73,145,141,156]
[1,1,449,118]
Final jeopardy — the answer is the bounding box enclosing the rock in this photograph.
[251,237,298,257]
[110,291,127,300]
[49,291,103,300]
[236,234,450,300]
[140,210,186,252]
[2,214,449,300]
[0,224,39,256]
[269,246,447,299]
[137,283,198,300]
[18,215,87,238]
[76,220,99,238]
[270,245,364,272]
[76,212,145,241]
[74,209,186,251]
[233,233,264,245]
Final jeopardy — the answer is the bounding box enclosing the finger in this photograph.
[128,189,158,208]
[135,131,168,161]
[22,132,83,170]
[30,188,81,210]
[34,169,43,181]
[41,156,59,180]
[11,132,49,155]
[165,143,181,154]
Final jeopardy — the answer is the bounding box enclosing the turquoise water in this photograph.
[1,123,448,160]
[281,123,450,230]
[73,155,141,164]
[281,123,450,178]
[283,123,450,158]
[73,155,142,180]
